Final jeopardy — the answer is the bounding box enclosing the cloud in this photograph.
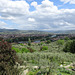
[31,1,37,7]
[28,18,35,22]
[60,0,75,4]
[0,20,7,28]
[0,0,75,30]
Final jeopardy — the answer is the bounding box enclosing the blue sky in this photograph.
[0,0,75,30]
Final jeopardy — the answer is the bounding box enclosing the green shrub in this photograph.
[12,47,30,53]
[64,37,70,40]
[70,40,75,53]
[63,40,75,53]
[12,47,21,53]
[63,41,71,52]
[46,40,51,44]
[21,48,30,53]
[28,38,31,46]
[38,42,44,45]
[57,40,65,45]
[40,46,48,51]
[20,43,24,46]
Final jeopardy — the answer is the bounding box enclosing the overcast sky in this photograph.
[0,0,75,31]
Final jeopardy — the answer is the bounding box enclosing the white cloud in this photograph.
[28,18,35,22]
[31,1,37,7]
[0,0,75,30]
[60,0,75,4]
[0,21,7,28]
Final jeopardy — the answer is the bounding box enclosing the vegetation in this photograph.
[40,46,48,51]
[0,40,20,75]
[57,40,65,45]
[63,40,75,53]
[15,39,75,75]
[28,38,31,46]
[0,32,75,75]
[46,40,51,44]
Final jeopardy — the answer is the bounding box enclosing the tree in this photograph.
[70,40,75,53]
[0,40,19,75]
[57,40,65,45]
[63,41,71,52]
[0,37,3,41]
[28,38,31,46]
[57,40,65,51]
[46,40,51,44]
[64,37,70,40]
[63,40,75,53]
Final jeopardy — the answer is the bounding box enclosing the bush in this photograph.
[27,47,35,53]
[21,48,30,53]
[0,37,3,41]
[12,47,21,53]
[0,40,19,75]
[28,38,31,46]
[20,43,24,46]
[38,42,44,46]
[12,47,30,53]
[57,40,65,45]
[40,46,48,51]
[63,40,75,53]
[63,41,71,52]
[46,40,51,44]
[64,37,70,40]
[70,40,75,53]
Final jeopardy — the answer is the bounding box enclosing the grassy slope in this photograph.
[12,41,75,75]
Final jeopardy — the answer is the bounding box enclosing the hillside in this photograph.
[0,29,75,34]
[51,30,75,34]
[0,29,49,34]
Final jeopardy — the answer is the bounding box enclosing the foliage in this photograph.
[27,70,39,75]
[38,42,44,46]
[0,37,3,41]
[20,43,24,46]
[12,47,30,53]
[70,40,75,53]
[63,40,75,53]
[28,38,31,46]
[27,47,36,53]
[12,47,21,53]
[40,46,48,51]
[0,40,19,75]
[46,40,51,44]
[22,48,30,53]
[58,68,74,75]
[16,40,75,75]
[64,37,70,40]
[57,40,65,45]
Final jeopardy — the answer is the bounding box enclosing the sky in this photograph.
[0,0,75,31]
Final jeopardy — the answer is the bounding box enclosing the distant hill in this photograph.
[0,29,49,34]
[0,29,19,32]
[50,30,75,34]
[0,29,75,34]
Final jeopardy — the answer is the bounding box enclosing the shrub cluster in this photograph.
[40,46,48,51]
[63,40,75,53]
[0,40,19,75]
[57,40,65,45]
[12,46,35,53]
[63,41,71,52]
[12,47,30,53]
[27,47,35,53]
[46,40,51,44]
